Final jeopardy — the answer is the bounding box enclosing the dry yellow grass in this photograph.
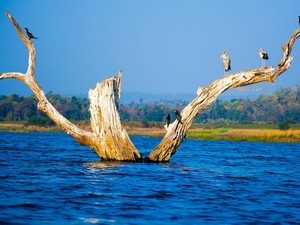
[0,123,61,132]
[0,123,22,129]
[125,126,165,137]
[1,122,299,143]
[187,128,300,143]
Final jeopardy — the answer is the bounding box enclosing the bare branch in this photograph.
[1,12,94,147]
[4,12,36,77]
[1,12,141,161]
[2,12,299,162]
[0,72,25,80]
[146,28,300,162]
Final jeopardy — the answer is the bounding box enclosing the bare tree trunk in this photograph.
[146,29,300,161]
[0,12,141,161]
[1,12,299,162]
[88,71,142,161]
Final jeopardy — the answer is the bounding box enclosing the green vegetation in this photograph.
[0,86,299,134]
[197,86,300,125]
[187,128,300,143]
[0,92,90,125]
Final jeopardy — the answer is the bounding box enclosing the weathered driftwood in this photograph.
[0,12,141,161]
[146,28,300,161]
[1,12,299,162]
[88,71,142,161]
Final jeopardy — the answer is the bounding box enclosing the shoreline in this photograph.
[1,122,299,143]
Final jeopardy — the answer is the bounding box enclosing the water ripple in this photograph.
[0,133,299,224]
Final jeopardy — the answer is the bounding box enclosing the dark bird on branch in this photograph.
[25,28,38,40]
[175,110,182,124]
[258,48,269,68]
[166,113,171,127]
[298,16,300,26]
[220,51,231,76]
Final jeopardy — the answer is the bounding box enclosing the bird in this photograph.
[298,16,300,26]
[258,48,269,68]
[166,113,171,127]
[25,28,38,40]
[220,51,231,76]
[175,110,182,124]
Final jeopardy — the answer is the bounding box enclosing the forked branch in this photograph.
[146,28,300,162]
[1,12,299,162]
[0,12,141,161]
[1,12,94,146]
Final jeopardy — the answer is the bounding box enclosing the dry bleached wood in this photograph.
[1,12,141,161]
[146,28,300,161]
[1,12,299,162]
[88,71,142,161]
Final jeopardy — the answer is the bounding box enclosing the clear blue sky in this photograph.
[1,0,299,98]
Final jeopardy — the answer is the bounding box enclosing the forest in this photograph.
[0,86,299,127]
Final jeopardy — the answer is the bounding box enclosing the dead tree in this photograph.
[1,12,299,162]
[0,12,141,161]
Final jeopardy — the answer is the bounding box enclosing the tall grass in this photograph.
[1,121,300,143]
[187,128,300,143]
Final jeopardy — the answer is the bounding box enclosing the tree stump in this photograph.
[88,71,142,161]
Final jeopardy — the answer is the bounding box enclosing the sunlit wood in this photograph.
[1,12,299,162]
[146,28,300,161]
[0,12,141,161]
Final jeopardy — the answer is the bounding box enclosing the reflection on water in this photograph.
[86,161,123,168]
[0,132,300,224]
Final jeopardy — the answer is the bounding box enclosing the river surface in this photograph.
[0,132,299,224]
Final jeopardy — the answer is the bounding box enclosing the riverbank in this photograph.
[1,122,299,143]
[187,128,300,143]
[126,127,300,143]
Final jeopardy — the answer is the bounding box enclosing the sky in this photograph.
[1,0,300,99]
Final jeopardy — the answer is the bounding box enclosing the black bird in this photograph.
[166,113,171,128]
[25,28,38,40]
[298,16,300,26]
[175,110,182,124]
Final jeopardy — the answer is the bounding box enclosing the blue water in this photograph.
[0,132,299,224]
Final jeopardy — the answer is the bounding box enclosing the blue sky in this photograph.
[1,0,299,98]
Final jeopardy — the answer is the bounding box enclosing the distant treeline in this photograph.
[0,86,299,126]
[0,92,90,126]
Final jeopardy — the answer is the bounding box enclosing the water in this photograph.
[0,132,299,224]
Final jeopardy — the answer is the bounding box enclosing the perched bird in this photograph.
[166,113,171,128]
[25,28,38,40]
[258,48,269,67]
[298,16,300,26]
[220,51,231,76]
[175,110,182,124]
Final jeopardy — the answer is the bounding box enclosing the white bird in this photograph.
[258,48,269,68]
[220,51,231,76]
